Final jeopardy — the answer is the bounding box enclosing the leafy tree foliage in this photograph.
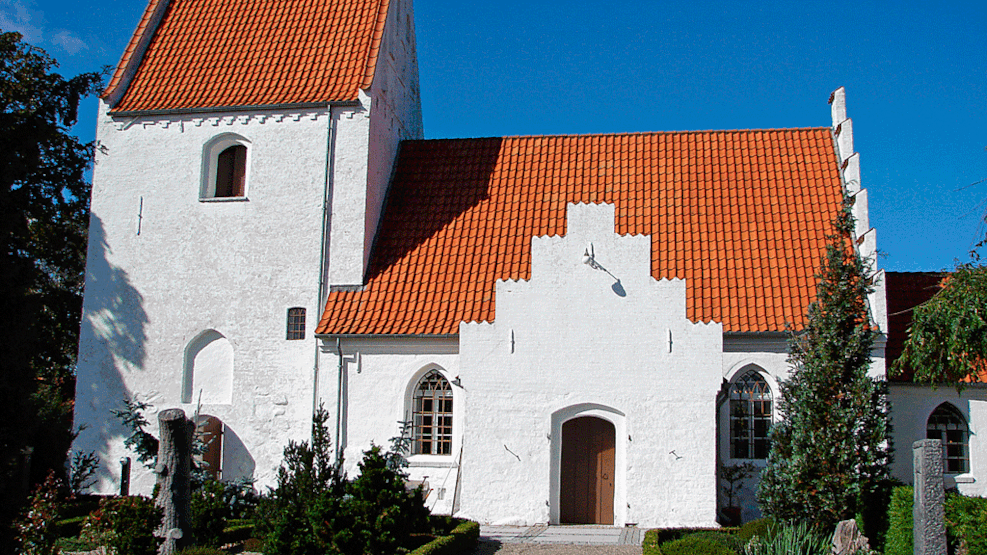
[893,262,987,386]
[758,199,892,529]
[0,30,102,547]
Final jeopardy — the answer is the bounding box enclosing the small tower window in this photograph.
[286,308,306,340]
[215,145,247,197]
[201,134,250,200]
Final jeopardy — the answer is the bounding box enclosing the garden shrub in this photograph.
[683,530,746,553]
[743,520,830,555]
[259,406,430,555]
[221,521,255,545]
[661,535,736,555]
[332,445,430,555]
[80,496,163,555]
[643,529,661,555]
[945,493,987,555]
[653,528,737,545]
[176,547,227,555]
[409,520,480,555]
[884,486,913,555]
[15,471,64,555]
[737,517,779,543]
[191,479,228,547]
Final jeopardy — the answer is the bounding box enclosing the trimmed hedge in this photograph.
[643,529,661,555]
[738,517,779,543]
[660,535,737,555]
[885,486,913,555]
[409,519,479,555]
[684,530,746,553]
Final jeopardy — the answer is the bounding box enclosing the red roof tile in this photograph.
[106,0,389,112]
[885,271,943,382]
[318,128,847,336]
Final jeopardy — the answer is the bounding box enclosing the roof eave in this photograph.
[107,100,361,118]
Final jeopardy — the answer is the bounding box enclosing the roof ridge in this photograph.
[407,127,832,142]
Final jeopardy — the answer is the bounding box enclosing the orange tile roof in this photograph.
[318,128,846,336]
[106,0,389,112]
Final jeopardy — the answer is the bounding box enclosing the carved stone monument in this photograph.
[155,409,194,555]
[913,439,946,555]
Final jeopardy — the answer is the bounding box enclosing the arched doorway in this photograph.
[560,416,615,524]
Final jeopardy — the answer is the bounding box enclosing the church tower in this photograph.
[74,0,422,493]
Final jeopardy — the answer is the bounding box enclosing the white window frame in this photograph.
[200,133,251,201]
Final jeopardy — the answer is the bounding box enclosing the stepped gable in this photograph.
[317,128,845,336]
[105,0,390,112]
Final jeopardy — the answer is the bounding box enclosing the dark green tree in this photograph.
[0,30,102,548]
[757,197,892,529]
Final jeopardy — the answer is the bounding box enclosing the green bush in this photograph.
[884,486,913,555]
[643,529,662,555]
[409,520,480,555]
[15,471,64,555]
[191,479,228,547]
[946,494,987,555]
[660,536,736,555]
[175,547,226,555]
[653,528,738,545]
[737,517,779,543]
[743,521,830,555]
[259,407,430,555]
[80,496,163,555]
[682,531,745,553]
[221,521,255,545]
[332,446,430,555]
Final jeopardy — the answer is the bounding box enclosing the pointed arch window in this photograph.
[730,370,772,459]
[927,403,969,474]
[412,370,453,455]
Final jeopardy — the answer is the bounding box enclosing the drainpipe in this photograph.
[312,105,337,421]
[335,337,345,464]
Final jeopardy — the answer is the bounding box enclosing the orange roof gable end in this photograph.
[104,0,391,113]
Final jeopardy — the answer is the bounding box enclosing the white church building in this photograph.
[73,0,987,528]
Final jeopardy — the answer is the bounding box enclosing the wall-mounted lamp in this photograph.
[581,243,602,270]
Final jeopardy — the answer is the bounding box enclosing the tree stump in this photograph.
[155,408,194,555]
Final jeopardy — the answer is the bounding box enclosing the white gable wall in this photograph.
[458,203,723,527]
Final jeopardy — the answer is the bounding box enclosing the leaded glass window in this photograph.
[927,403,969,474]
[730,370,772,459]
[412,370,453,455]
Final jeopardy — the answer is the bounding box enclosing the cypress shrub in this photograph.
[884,486,913,555]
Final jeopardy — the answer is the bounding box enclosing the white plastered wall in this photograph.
[74,103,336,494]
[317,337,462,515]
[457,203,723,527]
[328,0,423,287]
[889,384,987,497]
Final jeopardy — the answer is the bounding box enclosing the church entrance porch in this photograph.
[560,416,615,524]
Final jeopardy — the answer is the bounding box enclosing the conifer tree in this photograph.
[757,197,892,529]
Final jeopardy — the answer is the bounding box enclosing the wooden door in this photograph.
[560,416,615,524]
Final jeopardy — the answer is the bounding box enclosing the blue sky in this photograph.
[8,0,986,272]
